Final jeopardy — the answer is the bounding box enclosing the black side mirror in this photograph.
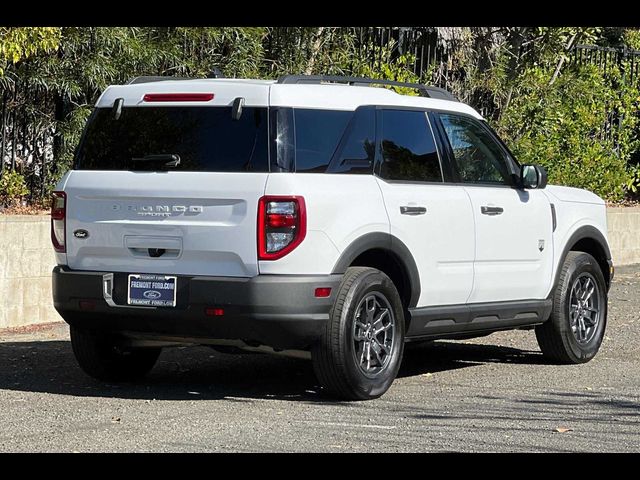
[520,164,548,189]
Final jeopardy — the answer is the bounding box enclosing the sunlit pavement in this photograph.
[1,266,639,452]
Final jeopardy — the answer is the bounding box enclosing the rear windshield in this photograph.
[75,106,269,172]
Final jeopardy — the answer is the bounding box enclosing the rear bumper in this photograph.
[52,266,342,350]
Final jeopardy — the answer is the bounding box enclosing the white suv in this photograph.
[51,75,614,400]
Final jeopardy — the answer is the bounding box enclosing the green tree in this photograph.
[0,27,61,74]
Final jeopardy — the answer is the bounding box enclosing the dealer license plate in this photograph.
[127,274,177,307]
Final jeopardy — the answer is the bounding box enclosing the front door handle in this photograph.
[400,206,427,216]
[481,206,504,216]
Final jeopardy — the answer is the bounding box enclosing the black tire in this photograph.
[70,326,161,382]
[535,251,608,364]
[311,267,405,400]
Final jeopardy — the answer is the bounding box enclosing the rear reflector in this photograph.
[205,307,225,317]
[79,300,96,311]
[314,287,332,298]
[143,93,214,102]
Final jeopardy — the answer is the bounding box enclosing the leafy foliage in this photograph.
[623,29,640,51]
[353,45,422,95]
[496,63,639,201]
[0,170,29,207]
[1,26,640,205]
[0,27,60,74]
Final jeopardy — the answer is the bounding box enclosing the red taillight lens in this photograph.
[51,191,66,253]
[258,196,306,260]
[142,93,214,102]
[266,214,296,228]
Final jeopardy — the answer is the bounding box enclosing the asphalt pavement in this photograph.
[1,266,639,452]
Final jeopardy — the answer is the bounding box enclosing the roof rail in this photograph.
[276,75,458,102]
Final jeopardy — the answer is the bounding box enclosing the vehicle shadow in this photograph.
[0,338,545,402]
[399,340,547,378]
[0,341,540,402]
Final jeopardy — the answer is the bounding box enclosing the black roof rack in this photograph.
[276,75,458,102]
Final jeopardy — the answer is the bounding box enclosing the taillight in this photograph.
[258,196,306,260]
[51,191,66,253]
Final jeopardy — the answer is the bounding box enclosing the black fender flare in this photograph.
[331,232,421,308]
[552,225,613,294]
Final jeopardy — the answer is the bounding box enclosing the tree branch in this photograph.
[304,27,326,75]
[549,31,581,86]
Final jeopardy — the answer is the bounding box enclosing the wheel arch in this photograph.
[331,232,421,310]
[553,225,612,295]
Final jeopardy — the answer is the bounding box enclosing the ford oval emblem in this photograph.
[73,229,89,239]
[143,290,162,299]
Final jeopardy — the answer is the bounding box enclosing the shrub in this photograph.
[496,63,639,201]
[0,170,29,207]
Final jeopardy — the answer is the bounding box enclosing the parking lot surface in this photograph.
[1,266,639,452]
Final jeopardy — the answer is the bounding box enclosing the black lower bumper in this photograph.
[52,266,342,350]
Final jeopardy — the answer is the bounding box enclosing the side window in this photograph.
[379,109,442,182]
[293,109,353,173]
[329,107,375,174]
[439,113,512,185]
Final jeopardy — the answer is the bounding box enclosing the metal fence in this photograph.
[570,44,640,152]
[0,77,56,199]
[572,43,640,83]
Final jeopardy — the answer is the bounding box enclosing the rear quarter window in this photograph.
[272,108,353,173]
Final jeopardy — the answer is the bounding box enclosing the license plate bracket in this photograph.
[127,274,177,307]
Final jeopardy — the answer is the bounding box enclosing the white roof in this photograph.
[96,78,482,119]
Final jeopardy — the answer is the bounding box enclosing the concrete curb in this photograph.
[0,321,65,337]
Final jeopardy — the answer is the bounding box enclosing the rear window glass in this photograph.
[75,106,268,172]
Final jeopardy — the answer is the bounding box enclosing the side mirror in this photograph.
[520,164,548,189]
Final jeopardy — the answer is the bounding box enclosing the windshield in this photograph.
[75,106,269,172]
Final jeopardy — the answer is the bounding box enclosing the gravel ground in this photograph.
[1,265,639,452]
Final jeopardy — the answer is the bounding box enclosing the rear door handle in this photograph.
[481,206,504,216]
[400,206,427,216]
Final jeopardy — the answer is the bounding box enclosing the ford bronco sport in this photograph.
[51,75,614,400]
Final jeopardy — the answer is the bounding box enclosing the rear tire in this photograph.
[535,252,607,364]
[312,267,405,400]
[70,326,161,382]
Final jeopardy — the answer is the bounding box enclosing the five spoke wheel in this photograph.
[352,293,395,377]
[569,273,601,344]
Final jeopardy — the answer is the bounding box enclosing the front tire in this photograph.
[312,267,405,400]
[70,327,161,382]
[535,252,608,364]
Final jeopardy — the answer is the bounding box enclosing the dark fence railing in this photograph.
[0,74,56,202]
[570,44,640,152]
[572,43,640,83]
